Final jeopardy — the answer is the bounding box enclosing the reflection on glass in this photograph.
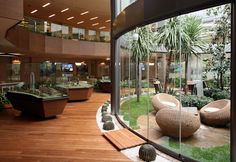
[119,4,231,162]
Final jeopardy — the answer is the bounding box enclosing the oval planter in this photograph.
[6,91,68,118]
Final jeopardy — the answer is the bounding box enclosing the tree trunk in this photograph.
[164,52,173,92]
[184,53,189,94]
[135,58,140,102]
[220,72,224,90]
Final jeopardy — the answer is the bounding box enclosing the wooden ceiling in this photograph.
[24,0,111,31]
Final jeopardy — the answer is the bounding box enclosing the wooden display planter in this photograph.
[99,81,111,93]
[56,84,94,101]
[67,87,93,101]
[6,91,68,118]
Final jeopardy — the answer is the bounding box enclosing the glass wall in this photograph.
[118,4,231,162]
[18,17,110,42]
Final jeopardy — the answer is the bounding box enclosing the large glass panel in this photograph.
[87,30,96,41]
[62,25,69,39]
[72,28,79,39]
[51,23,62,38]
[118,4,231,162]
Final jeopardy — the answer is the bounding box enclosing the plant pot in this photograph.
[4,103,12,109]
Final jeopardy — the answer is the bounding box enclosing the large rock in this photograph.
[156,108,200,138]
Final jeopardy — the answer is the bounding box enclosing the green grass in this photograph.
[120,95,154,129]
[161,139,230,162]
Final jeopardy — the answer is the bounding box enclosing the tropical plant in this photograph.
[205,4,231,90]
[130,26,155,102]
[156,17,189,92]
[182,16,205,94]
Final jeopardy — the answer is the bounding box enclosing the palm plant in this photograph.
[131,26,155,102]
[156,17,189,92]
[182,16,205,94]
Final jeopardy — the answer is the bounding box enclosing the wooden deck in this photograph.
[0,92,131,162]
[104,128,146,150]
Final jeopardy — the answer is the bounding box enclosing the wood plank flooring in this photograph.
[104,128,146,150]
[0,92,131,162]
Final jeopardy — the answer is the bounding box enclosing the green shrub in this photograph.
[212,91,230,100]
[204,88,230,100]
[179,95,213,110]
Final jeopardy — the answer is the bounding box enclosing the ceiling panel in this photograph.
[24,0,111,31]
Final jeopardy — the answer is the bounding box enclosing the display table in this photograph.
[57,84,93,101]
[6,91,68,118]
[98,81,111,93]
[0,82,24,93]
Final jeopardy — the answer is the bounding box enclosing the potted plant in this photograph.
[0,93,12,109]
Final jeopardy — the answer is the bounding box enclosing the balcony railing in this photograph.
[18,16,110,43]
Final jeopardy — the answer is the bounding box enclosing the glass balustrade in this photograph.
[18,16,110,42]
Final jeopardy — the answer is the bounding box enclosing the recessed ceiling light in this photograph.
[67,16,74,20]
[61,8,69,12]
[49,14,55,18]
[105,19,111,22]
[99,26,106,29]
[30,9,38,14]
[42,3,51,7]
[80,11,89,15]
[77,21,84,24]
[92,23,99,26]
[90,17,98,20]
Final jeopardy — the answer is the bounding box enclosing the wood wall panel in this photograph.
[62,39,80,54]
[0,0,23,20]
[45,36,63,54]
[29,32,45,53]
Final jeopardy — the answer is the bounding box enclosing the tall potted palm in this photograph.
[156,17,189,92]
[182,16,205,94]
[131,26,155,102]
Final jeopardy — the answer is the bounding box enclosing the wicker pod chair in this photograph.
[156,108,200,138]
[200,99,230,127]
[151,93,181,112]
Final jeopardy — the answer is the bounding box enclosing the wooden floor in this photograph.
[0,92,131,162]
[104,128,146,150]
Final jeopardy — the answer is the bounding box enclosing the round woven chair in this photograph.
[156,108,200,138]
[151,93,181,112]
[200,99,230,127]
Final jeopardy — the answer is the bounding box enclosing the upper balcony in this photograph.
[5,17,110,58]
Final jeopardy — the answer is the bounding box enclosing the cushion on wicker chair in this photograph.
[200,99,230,127]
[152,93,181,112]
